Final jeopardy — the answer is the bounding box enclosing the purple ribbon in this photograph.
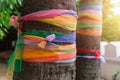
[53,32,76,43]
[24,32,76,45]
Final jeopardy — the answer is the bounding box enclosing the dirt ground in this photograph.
[0,63,7,80]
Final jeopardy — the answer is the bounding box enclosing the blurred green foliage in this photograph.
[0,0,22,40]
[102,0,120,41]
[112,69,120,80]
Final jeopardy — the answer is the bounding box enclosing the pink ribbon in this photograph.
[20,9,72,21]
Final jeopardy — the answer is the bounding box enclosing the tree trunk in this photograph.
[76,0,102,80]
[13,0,76,80]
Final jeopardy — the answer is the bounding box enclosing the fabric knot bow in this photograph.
[95,50,100,58]
[9,15,23,34]
[38,34,55,48]
[24,34,56,48]
[9,15,19,27]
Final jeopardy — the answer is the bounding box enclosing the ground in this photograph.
[0,63,7,80]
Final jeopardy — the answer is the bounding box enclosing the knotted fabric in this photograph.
[7,9,77,80]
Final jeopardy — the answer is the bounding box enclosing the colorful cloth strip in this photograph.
[77,48,100,57]
[7,9,77,80]
[80,0,102,3]
[77,1,102,37]
[78,2,102,10]
[19,9,77,31]
[77,22,102,29]
[77,28,102,36]
[23,30,76,44]
[77,48,106,63]
[77,55,106,64]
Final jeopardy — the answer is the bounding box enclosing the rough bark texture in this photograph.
[13,0,76,80]
[14,62,76,80]
[76,34,101,80]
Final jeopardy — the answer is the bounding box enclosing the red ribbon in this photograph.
[77,48,100,58]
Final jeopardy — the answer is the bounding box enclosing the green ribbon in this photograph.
[77,21,102,29]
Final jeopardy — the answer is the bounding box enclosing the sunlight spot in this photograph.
[110,0,119,4]
[111,8,120,15]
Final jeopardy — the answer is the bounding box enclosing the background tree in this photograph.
[76,0,102,80]
[13,0,77,80]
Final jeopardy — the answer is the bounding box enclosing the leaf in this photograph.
[0,29,5,40]
[0,0,23,40]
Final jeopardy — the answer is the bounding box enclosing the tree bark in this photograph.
[76,0,102,80]
[13,0,76,80]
